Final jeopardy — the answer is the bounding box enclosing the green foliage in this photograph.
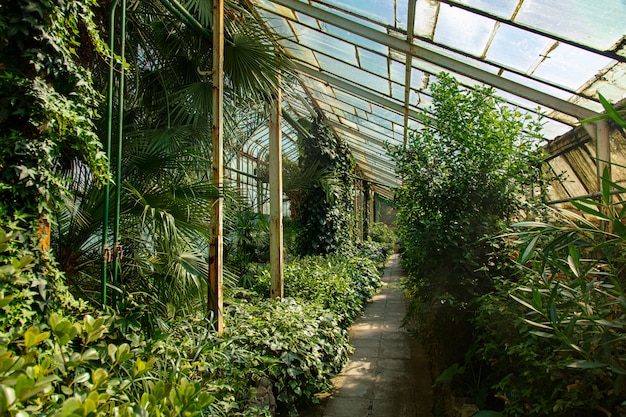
[226,299,351,416]
[254,254,382,327]
[224,204,270,287]
[293,115,356,256]
[390,73,545,305]
[470,100,626,416]
[0,0,108,215]
[388,73,549,415]
[488,195,626,414]
[368,222,397,253]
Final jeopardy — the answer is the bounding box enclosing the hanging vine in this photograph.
[0,0,108,317]
[293,113,355,255]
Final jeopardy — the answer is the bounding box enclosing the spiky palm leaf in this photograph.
[54,0,293,317]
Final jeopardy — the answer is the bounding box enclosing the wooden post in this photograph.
[209,0,224,333]
[269,84,284,299]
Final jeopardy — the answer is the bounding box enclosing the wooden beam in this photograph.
[269,84,284,299]
[209,0,224,333]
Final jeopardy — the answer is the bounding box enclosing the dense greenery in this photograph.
[292,115,356,256]
[0,1,382,416]
[392,76,626,416]
[1,227,385,415]
[468,108,626,416]
[254,253,383,328]
[50,0,292,315]
[390,73,545,305]
[368,222,397,253]
[389,73,548,415]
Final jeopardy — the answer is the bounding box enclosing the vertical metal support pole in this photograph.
[402,0,417,148]
[209,0,225,333]
[102,0,120,308]
[111,0,126,309]
[596,119,612,227]
[363,180,370,240]
[596,119,611,188]
[269,83,284,299]
[257,174,264,214]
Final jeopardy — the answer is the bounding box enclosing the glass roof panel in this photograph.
[334,89,371,112]
[315,2,387,32]
[321,0,396,26]
[255,0,296,19]
[316,54,390,94]
[500,71,575,102]
[358,48,389,77]
[295,10,320,29]
[325,112,340,123]
[434,3,495,56]
[291,21,358,66]
[452,0,520,19]
[391,83,404,101]
[258,11,296,40]
[515,0,626,50]
[582,64,626,102]
[324,95,357,113]
[283,39,319,66]
[390,60,406,84]
[414,0,438,39]
[325,24,389,54]
[533,43,614,91]
[486,24,550,72]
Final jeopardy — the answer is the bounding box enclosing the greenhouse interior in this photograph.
[1,0,626,416]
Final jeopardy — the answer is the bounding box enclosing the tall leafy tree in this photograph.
[390,73,545,300]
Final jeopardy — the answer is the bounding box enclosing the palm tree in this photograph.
[53,0,292,317]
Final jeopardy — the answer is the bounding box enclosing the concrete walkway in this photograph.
[303,254,433,417]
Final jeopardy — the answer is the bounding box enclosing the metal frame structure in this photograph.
[248,0,625,201]
[101,0,626,328]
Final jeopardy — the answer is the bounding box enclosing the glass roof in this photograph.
[248,0,626,198]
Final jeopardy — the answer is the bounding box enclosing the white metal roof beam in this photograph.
[271,0,600,121]
[403,0,417,146]
[294,62,422,120]
[327,119,392,150]
[437,0,625,63]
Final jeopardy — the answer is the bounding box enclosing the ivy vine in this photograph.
[0,0,108,315]
[293,114,355,255]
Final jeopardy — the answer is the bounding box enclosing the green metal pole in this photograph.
[112,0,126,309]
[160,0,212,39]
[102,0,120,308]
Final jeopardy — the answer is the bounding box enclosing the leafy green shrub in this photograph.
[495,211,626,414]
[0,226,275,416]
[225,298,351,416]
[471,104,626,416]
[389,73,545,305]
[349,240,390,270]
[254,255,382,327]
[368,222,397,253]
[388,73,548,415]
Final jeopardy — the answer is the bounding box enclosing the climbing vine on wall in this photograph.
[0,0,108,225]
[0,0,108,316]
[293,114,355,255]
